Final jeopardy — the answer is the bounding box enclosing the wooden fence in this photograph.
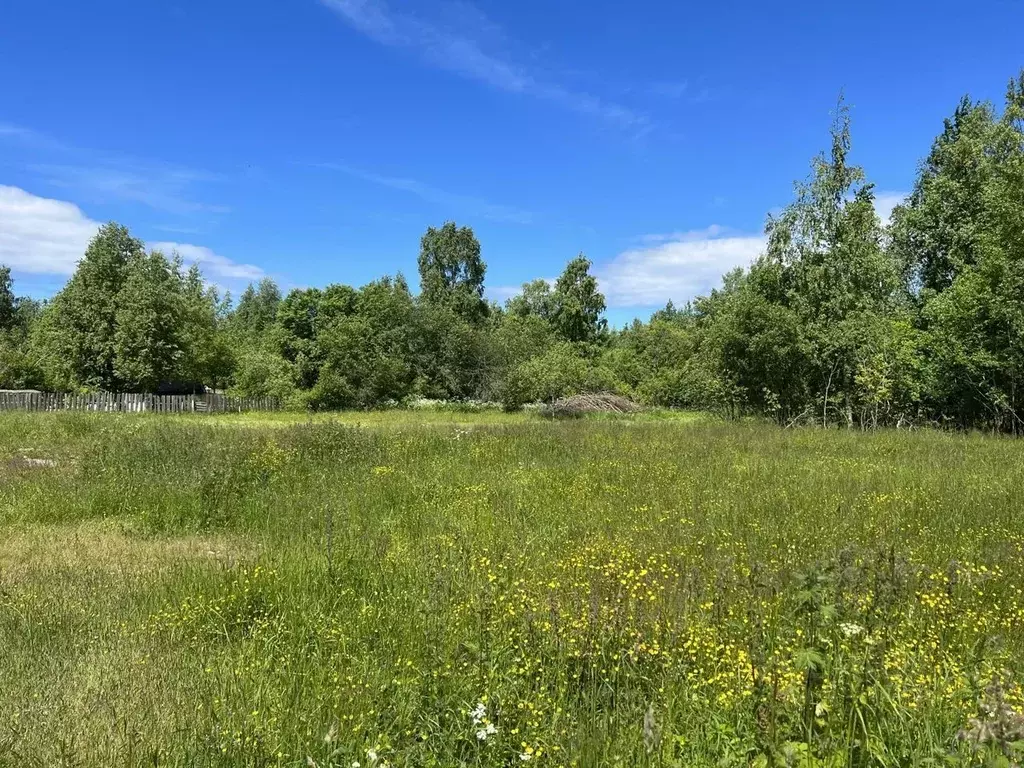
[0,392,279,413]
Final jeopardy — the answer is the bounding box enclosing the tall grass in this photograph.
[2,412,1024,766]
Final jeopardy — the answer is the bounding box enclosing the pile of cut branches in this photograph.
[545,392,641,418]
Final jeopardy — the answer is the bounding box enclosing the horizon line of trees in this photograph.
[2,70,1023,431]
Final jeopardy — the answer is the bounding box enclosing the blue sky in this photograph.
[1,0,1022,326]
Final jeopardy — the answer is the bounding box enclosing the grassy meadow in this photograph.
[2,412,1024,766]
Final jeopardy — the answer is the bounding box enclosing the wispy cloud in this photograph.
[30,163,229,216]
[0,184,259,287]
[0,123,227,216]
[314,161,535,224]
[0,123,38,141]
[596,226,765,308]
[637,224,727,245]
[152,224,205,236]
[647,81,690,99]
[0,122,72,152]
[645,79,713,105]
[319,0,649,131]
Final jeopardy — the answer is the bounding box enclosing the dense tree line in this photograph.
[4,71,1023,430]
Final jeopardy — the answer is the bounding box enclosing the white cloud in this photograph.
[0,122,226,215]
[33,163,228,216]
[320,0,648,131]
[313,162,534,224]
[0,185,100,274]
[597,227,765,308]
[638,225,726,244]
[874,190,907,228]
[149,242,265,282]
[0,185,262,286]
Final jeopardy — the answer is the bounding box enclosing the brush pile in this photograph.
[545,392,641,417]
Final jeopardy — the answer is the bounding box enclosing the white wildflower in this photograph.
[519,752,532,761]
[840,622,864,638]
[366,749,378,764]
[470,702,487,725]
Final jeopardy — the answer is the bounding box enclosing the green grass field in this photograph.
[2,412,1024,766]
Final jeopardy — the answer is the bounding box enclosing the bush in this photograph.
[229,349,298,403]
[497,342,625,410]
[304,368,356,411]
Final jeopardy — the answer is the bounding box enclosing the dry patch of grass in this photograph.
[0,520,251,581]
[0,521,242,765]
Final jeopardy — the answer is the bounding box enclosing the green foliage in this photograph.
[273,286,327,388]
[315,276,417,407]
[305,366,357,411]
[418,221,488,324]
[500,341,619,408]
[29,224,230,394]
[0,266,16,332]
[505,278,557,321]
[112,251,186,391]
[0,281,45,389]
[606,312,732,409]
[229,348,298,402]
[722,98,906,424]
[35,222,146,390]
[232,277,281,338]
[7,69,1024,428]
[0,332,44,390]
[890,98,999,295]
[895,75,1024,431]
[504,342,589,406]
[552,254,607,343]
[412,303,493,400]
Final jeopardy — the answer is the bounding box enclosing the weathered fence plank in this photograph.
[0,392,279,414]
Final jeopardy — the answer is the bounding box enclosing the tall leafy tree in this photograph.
[233,277,282,337]
[112,251,184,391]
[34,225,229,393]
[707,268,810,420]
[910,74,1024,430]
[418,222,488,324]
[412,302,493,400]
[890,98,999,296]
[552,255,607,344]
[36,223,146,390]
[274,287,326,388]
[745,99,905,423]
[314,276,417,408]
[506,279,557,321]
[0,268,44,389]
[179,264,232,389]
[0,266,16,332]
